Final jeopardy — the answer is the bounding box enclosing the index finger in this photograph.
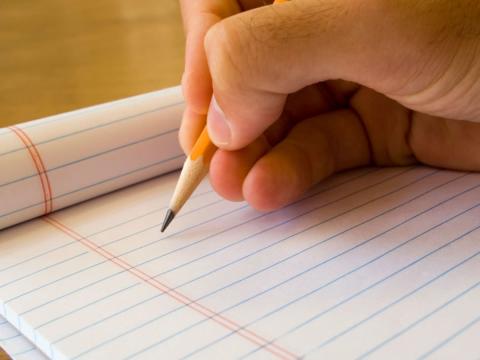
[179,0,240,114]
[178,0,267,152]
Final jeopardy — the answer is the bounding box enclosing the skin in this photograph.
[179,0,480,211]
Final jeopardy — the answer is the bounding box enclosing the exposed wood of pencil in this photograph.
[162,128,216,231]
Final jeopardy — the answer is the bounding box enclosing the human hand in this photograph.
[179,0,480,211]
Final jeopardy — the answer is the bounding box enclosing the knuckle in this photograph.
[204,18,254,93]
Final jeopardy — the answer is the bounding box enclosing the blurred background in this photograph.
[0,0,185,127]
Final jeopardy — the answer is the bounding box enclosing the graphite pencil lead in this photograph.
[161,209,175,232]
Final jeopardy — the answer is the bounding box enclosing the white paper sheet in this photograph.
[0,87,185,230]
[1,313,47,360]
[1,87,479,360]
[1,165,479,359]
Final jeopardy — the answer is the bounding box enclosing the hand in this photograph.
[179,0,480,211]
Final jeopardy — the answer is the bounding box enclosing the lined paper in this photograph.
[0,314,47,360]
[0,87,185,230]
[1,85,479,359]
[1,164,479,359]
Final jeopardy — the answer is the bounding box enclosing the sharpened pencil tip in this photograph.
[161,209,175,232]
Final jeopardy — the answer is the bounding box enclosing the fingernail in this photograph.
[207,96,231,146]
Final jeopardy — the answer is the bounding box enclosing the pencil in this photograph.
[162,0,288,232]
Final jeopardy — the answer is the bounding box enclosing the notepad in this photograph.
[0,87,479,360]
[1,314,47,360]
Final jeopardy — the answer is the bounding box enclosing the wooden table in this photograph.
[0,0,185,127]
[0,2,184,355]
[0,347,11,360]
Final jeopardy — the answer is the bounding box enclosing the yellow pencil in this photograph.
[162,0,288,232]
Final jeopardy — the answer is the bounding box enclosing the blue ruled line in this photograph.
[357,281,480,359]
[68,169,441,358]
[0,188,214,274]
[0,101,183,157]
[14,200,244,313]
[102,168,384,268]
[242,222,480,360]
[151,170,436,282]
[0,128,178,189]
[86,188,214,238]
[179,192,480,358]
[322,257,480,358]
[48,168,400,355]
[35,282,140,329]
[32,167,385,338]
[4,260,116,304]
[98,200,240,250]
[0,153,185,220]
[418,312,480,359]
[20,168,378,337]
[53,293,165,345]
[22,270,130,318]
[11,346,37,356]
[17,204,245,317]
[6,167,462,358]
[137,208,480,360]
[0,334,21,342]
[0,89,178,139]
[0,251,88,289]
[0,168,372,276]
[135,168,415,283]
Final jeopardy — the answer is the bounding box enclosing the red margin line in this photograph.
[9,126,53,214]
[43,216,298,360]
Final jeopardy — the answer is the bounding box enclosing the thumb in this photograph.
[204,0,470,150]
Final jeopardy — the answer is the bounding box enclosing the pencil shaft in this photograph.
[169,156,209,214]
